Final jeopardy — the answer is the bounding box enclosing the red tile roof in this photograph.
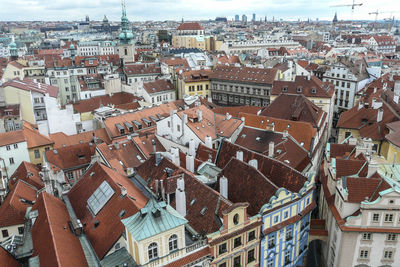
[123,63,161,76]
[9,161,44,190]
[210,65,277,85]
[177,22,204,31]
[49,128,111,149]
[0,130,25,147]
[73,92,141,113]
[0,247,20,267]
[143,79,175,95]
[164,247,210,267]
[68,163,148,259]
[45,142,95,170]
[0,180,37,228]
[22,122,54,149]
[345,176,390,203]
[31,192,88,267]
[213,106,263,118]
[271,76,334,98]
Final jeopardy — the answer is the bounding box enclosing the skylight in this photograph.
[87,181,115,215]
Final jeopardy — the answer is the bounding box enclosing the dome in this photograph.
[70,44,75,50]
[9,41,16,49]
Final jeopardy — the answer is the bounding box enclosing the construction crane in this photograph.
[331,0,363,23]
[369,11,399,32]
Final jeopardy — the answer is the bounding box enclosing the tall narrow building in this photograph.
[117,0,135,65]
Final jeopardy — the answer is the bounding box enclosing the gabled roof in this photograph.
[31,192,88,267]
[344,176,391,203]
[0,247,20,267]
[22,122,54,149]
[271,76,334,98]
[210,65,277,85]
[143,79,175,95]
[72,92,141,113]
[217,158,278,216]
[45,142,95,171]
[122,198,187,241]
[177,22,204,31]
[0,180,37,228]
[328,144,356,159]
[336,158,368,178]
[49,128,111,149]
[9,161,44,190]
[68,163,148,259]
[260,94,324,128]
[2,79,58,98]
[215,140,308,193]
[0,130,25,147]
[213,105,263,118]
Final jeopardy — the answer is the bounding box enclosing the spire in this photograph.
[118,0,133,44]
[333,12,338,24]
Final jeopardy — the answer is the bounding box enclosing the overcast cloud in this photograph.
[0,0,399,22]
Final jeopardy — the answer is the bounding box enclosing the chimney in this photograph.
[186,154,194,173]
[219,176,228,199]
[170,110,176,133]
[160,180,165,201]
[121,187,127,197]
[152,139,156,154]
[269,142,274,157]
[236,150,243,161]
[188,139,196,156]
[226,112,232,120]
[359,61,363,74]
[175,174,186,217]
[114,142,120,150]
[358,101,363,110]
[183,113,188,124]
[377,108,383,123]
[155,179,159,196]
[171,147,180,166]
[196,109,202,122]
[205,135,212,149]
[155,152,162,166]
[248,159,258,169]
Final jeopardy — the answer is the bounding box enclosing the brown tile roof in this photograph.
[2,79,58,98]
[336,159,368,178]
[260,94,324,128]
[178,69,211,83]
[68,163,148,259]
[329,144,356,159]
[161,58,190,69]
[45,142,95,170]
[0,130,25,147]
[177,22,204,30]
[49,128,111,149]
[22,123,54,149]
[345,176,391,203]
[143,79,175,95]
[217,158,278,216]
[0,180,37,227]
[210,65,277,85]
[337,102,398,141]
[72,92,141,114]
[195,143,217,162]
[31,192,88,267]
[136,156,233,234]
[239,112,317,151]
[271,76,334,98]
[164,247,210,267]
[216,140,308,193]
[104,103,178,139]
[9,161,44,190]
[0,247,20,267]
[216,55,241,66]
[234,127,311,172]
[131,133,165,158]
[123,63,161,76]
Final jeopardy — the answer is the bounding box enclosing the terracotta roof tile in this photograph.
[49,128,111,149]
[22,122,54,148]
[0,130,25,147]
[210,65,277,85]
[177,22,204,30]
[0,247,20,267]
[45,142,95,170]
[9,161,44,190]
[345,177,391,203]
[143,79,175,95]
[2,79,58,98]
[271,76,334,98]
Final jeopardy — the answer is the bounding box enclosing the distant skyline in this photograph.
[0,0,399,22]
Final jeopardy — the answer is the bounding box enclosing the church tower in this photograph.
[9,36,18,61]
[333,12,338,25]
[117,0,135,65]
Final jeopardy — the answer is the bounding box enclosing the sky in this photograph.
[0,0,399,22]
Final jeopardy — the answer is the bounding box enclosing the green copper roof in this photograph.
[122,199,187,241]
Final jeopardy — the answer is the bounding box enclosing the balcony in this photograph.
[185,239,206,253]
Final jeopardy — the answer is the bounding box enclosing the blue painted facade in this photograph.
[260,189,313,267]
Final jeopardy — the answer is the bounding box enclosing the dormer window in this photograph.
[311,88,316,94]
[282,87,288,92]
[233,214,239,225]
[297,87,302,93]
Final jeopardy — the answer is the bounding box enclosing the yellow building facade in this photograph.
[177,69,211,99]
[3,84,36,124]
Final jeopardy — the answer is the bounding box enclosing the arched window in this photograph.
[169,234,178,252]
[148,242,158,260]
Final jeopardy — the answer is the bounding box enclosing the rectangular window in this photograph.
[385,214,394,222]
[372,213,379,222]
[2,230,8,238]
[14,144,18,149]
[247,249,255,263]
[274,215,279,223]
[219,263,226,267]
[360,250,369,259]
[285,250,291,264]
[387,233,396,241]
[234,236,242,248]
[233,255,241,267]
[268,235,275,248]
[362,233,372,240]
[9,157,14,164]
[248,230,256,242]
[384,250,393,259]
[267,258,274,267]
[286,228,293,241]
[18,227,24,235]
[6,145,11,151]
[218,243,227,255]
[34,149,40,159]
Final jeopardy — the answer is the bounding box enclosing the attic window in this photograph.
[311,88,317,94]
[200,207,208,215]
[94,220,100,228]
[282,87,288,92]
[78,155,85,160]
[190,198,196,206]
[119,210,126,217]
[297,87,302,93]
